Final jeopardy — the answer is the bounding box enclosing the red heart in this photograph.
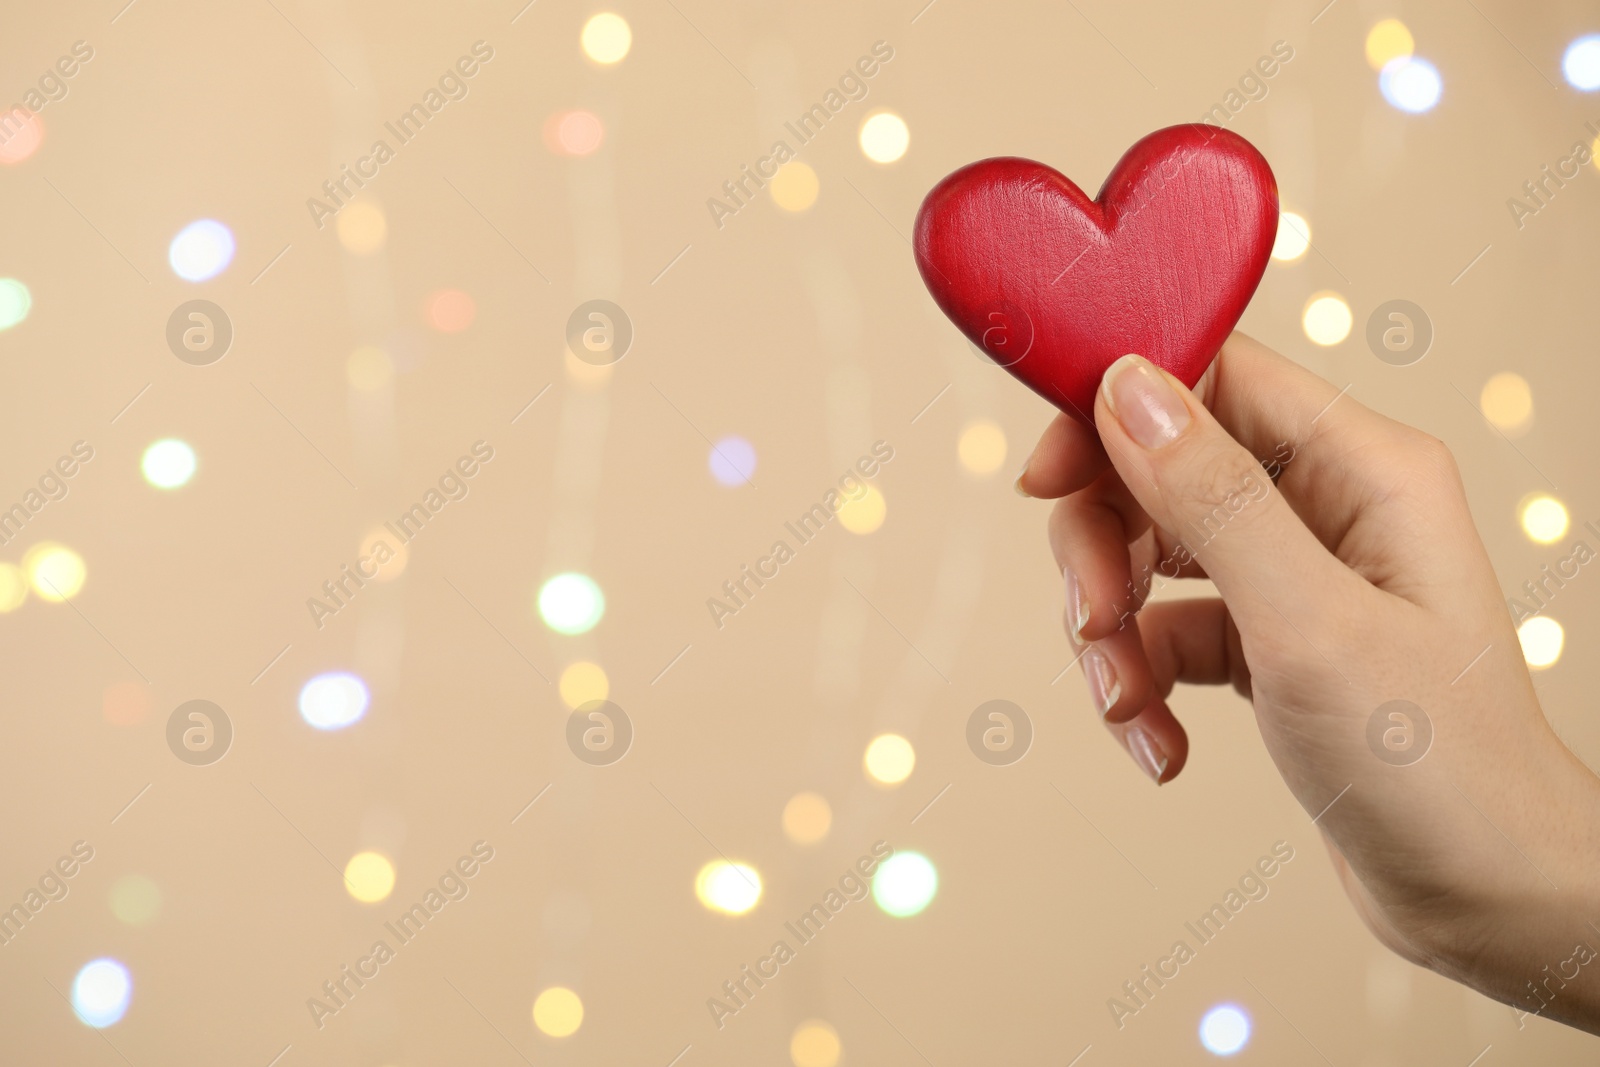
[913,124,1278,423]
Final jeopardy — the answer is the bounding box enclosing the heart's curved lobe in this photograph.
[914,124,1278,423]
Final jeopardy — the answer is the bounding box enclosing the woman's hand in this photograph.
[1018,333,1600,1034]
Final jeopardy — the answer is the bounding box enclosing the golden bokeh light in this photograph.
[533,986,585,1037]
[859,111,910,163]
[559,661,610,709]
[0,561,26,612]
[839,485,886,534]
[770,162,820,213]
[1302,292,1353,346]
[782,792,832,845]
[109,874,162,926]
[1481,372,1533,432]
[347,345,394,391]
[336,201,387,254]
[694,859,762,915]
[581,12,632,64]
[1518,615,1564,669]
[566,349,616,389]
[24,542,85,602]
[359,528,408,581]
[957,420,1008,475]
[1365,19,1415,70]
[1520,495,1569,545]
[1272,211,1310,262]
[864,733,915,785]
[790,1020,842,1067]
[343,851,396,904]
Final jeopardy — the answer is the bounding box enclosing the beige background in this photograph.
[0,0,1596,1063]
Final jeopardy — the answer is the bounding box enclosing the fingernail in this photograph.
[1127,725,1169,784]
[1101,354,1190,449]
[1064,567,1090,640]
[1083,646,1120,719]
[1014,471,1032,497]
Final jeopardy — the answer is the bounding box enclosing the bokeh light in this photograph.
[337,201,387,254]
[839,485,887,534]
[1520,495,1570,544]
[72,958,131,1028]
[0,110,44,165]
[427,289,476,332]
[103,680,150,726]
[566,348,615,389]
[546,110,605,156]
[581,12,632,64]
[872,851,937,917]
[709,436,758,487]
[359,527,408,581]
[0,562,26,612]
[299,671,370,730]
[533,986,585,1037]
[559,661,610,709]
[168,219,235,282]
[782,792,832,845]
[109,875,162,926]
[1271,211,1310,262]
[1518,616,1564,669]
[1302,292,1352,346]
[957,420,1007,475]
[1364,19,1414,70]
[864,733,915,785]
[1563,35,1600,90]
[344,851,396,904]
[1199,1004,1251,1056]
[1481,372,1533,432]
[694,859,762,915]
[790,1020,842,1067]
[0,278,33,330]
[1379,56,1442,113]
[347,345,394,391]
[859,111,910,163]
[538,573,606,635]
[141,439,197,489]
[770,162,820,212]
[24,542,85,601]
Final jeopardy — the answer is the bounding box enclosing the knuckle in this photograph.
[1167,446,1273,530]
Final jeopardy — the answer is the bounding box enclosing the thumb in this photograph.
[1092,354,1354,634]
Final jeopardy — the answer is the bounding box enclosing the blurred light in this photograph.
[168,219,235,282]
[109,875,162,926]
[546,110,605,156]
[1519,616,1564,668]
[581,12,632,64]
[770,162,819,212]
[1481,372,1533,432]
[859,111,910,163]
[337,202,386,254]
[72,959,131,1028]
[694,859,762,915]
[1302,293,1352,346]
[344,851,396,903]
[533,986,585,1037]
[566,349,615,389]
[782,792,832,845]
[347,345,394,391]
[864,733,915,785]
[0,562,26,612]
[790,1020,842,1067]
[0,278,32,330]
[1520,495,1569,544]
[24,542,85,602]
[360,528,408,581]
[538,573,606,635]
[1564,35,1600,90]
[299,672,370,730]
[839,485,887,534]
[560,661,610,709]
[1271,211,1310,262]
[1364,19,1414,70]
[427,289,476,332]
[709,436,757,487]
[1379,56,1442,113]
[872,851,937,917]
[0,110,44,165]
[957,420,1007,475]
[103,681,150,726]
[141,439,196,489]
[1199,1004,1251,1056]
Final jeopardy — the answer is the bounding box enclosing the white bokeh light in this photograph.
[1563,35,1600,91]
[1379,56,1442,113]
[299,672,370,730]
[1199,1004,1251,1056]
[169,219,236,282]
[72,958,132,1028]
[709,436,757,487]
[141,439,196,489]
